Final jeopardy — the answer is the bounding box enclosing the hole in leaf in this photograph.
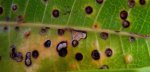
[91,50,100,60]
[52,9,59,18]
[122,20,130,28]
[85,6,93,15]
[0,6,3,15]
[96,0,103,4]
[105,48,113,57]
[32,50,39,59]
[100,32,109,40]
[72,40,79,47]
[12,4,17,11]
[128,0,135,8]
[44,40,51,48]
[120,10,128,20]
[139,0,146,5]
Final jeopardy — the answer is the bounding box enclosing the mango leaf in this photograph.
[0,0,150,72]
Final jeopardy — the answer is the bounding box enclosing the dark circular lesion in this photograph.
[85,6,93,15]
[12,4,18,11]
[44,40,51,48]
[75,52,83,61]
[105,48,113,57]
[129,36,136,42]
[122,20,130,28]
[52,9,59,18]
[139,0,146,5]
[25,52,32,67]
[57,29,65,36]
[32,50,39,59]
[100,32,109,40]
[91,50,100,60]
[56,41,68,57]
[0,6,3,15]
[72,40,79,47]
[128,0,135,8]
[120,10,128,20]
[96,0,103,4]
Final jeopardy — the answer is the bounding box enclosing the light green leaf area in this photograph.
[0,0,150,72]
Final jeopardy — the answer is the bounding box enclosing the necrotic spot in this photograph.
[72,40,79,47]
[100,32,109,40]
[56,41,68,57]
[25,58,32,67]
[85,6,93,14]
[128,0,135,8]
[75,53,83,61]
[96,0,103,4]
[100,65,109,69]
[0,6,3,15]
[3,26,8,31]
[52,9,59,18]
[91,50,100,60]
[12,4,17,11]
[44,40,51,48]
[32,50,39,59]
[105,48,113,57]
[58,29,65,36]
[129,36,136,42]
[122,20,130,28]
[15,26,20,31]
[58,48,67,57]
[139,0,146,5]
[120,10,128,20]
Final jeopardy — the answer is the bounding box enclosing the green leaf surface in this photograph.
[0,0,150,72]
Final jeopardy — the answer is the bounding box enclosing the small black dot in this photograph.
[32,50,39,59]
[58,48,67,57]
[122,20,130,28]
[75,53,83,61]
[128,0,135,8]
[12,4,17,11]
[91,50,100,60]
[72,40,79,47]
[44,40,51,48]
[85,6,93,14]
[15,26,20,31]
[25,58,32,67]
[96,0,103,4]
[129,36,136,42]
[100,65,109,69]
[58,29,65,36]
[3,26,8,31]
[139,0,146,5]
[52,9,59,18]
[0,6,3,15]
[100,32,109,40]
[120,10,128,20]
[105,48,113,57]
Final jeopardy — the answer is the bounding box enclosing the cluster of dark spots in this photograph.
[52,9,59,18]
[12,4,17,11]
[85,6,93,15]
[44,40,51,48]
[25,52,32,67]
[32,50,39,59]
[100,32,109,40]
[139,0,146,5]
[105,48,113,57]
[129,36,136,42]
[10,45,23,62]
[120,10,128,20]
[58,29,65,36]
[91,50,100,60]
[100,65,109,69]
[0,6,3,15]
[72,40,79,47]
[96,0,103,4]
[56,41,68,57]
[75,53,83,61]
[122,20,130,28]
[40,27,50,35]
[128,0,135,8]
